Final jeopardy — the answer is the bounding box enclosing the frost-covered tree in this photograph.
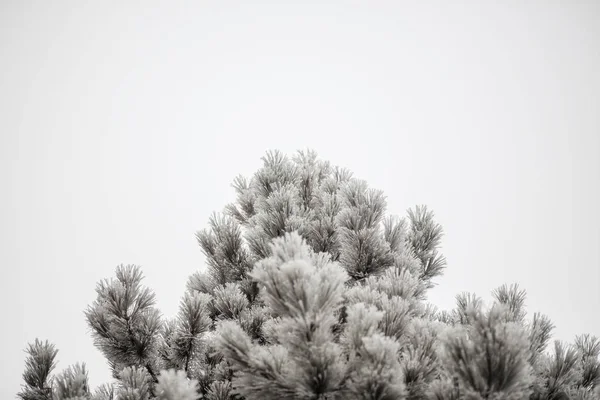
[19,149,600,399]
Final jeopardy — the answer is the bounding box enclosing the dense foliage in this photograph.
[18,150,600,400]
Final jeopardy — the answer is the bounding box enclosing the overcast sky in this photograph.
[1,1,599,397]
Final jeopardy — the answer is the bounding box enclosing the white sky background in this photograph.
[1,1,599,397]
